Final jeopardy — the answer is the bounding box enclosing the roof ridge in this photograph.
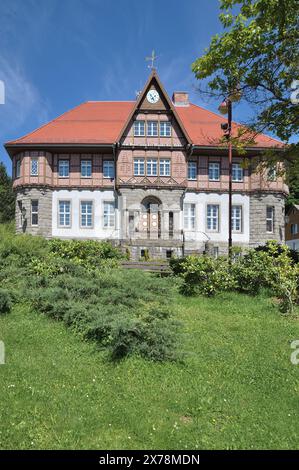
[5,101,89,145]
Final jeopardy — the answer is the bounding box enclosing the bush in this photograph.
[0,289,12,314]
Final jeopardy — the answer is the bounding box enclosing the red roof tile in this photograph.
[5,100,283,148]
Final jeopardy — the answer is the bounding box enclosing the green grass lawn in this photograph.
[1,290,299,450]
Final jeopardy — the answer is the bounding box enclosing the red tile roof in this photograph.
[5,100,282,148]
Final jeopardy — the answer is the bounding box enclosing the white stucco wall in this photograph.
[52,189,119,239]
[182,192,250,244]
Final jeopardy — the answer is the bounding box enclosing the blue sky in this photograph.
[0,0,290,173]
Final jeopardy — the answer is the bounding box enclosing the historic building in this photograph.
[5,70,288,258]
[285,205,299,251]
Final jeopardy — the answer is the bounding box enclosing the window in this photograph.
[147,158,158,176]
[58,160,69,177]
[81,201,93,228]
[134,120,145,136]
[160,121,171,137]
[103,201,115,228]
[159,159,170,176]
[147,121,158,137]
[31,200,38,226]
[213,246,219,258]
[209,162,220,181]
[266,206,274,233]
[30,158,39,176]
[232,205,242,232]
[207,204,219,231]
[58,201,71,227]
[291,224,299,235]
[188,161,197,180]
[18,201,23,228]
[81,160,92,177]
[16,160,21,178]
[134,158,145,176]
[232,163,243,182]
[103,160,115,179]
[267,166,277,181]
[184,203,196,230]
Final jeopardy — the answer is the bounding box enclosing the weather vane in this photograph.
[146,50,158,70]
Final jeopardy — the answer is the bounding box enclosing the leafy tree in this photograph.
[0,162,15,223]
[192,0,299,146]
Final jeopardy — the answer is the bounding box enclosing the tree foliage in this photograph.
[192,0,299,144]
[0,162,15,223]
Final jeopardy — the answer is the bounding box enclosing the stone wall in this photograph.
[249,192,285,247]
[15,187,52,238]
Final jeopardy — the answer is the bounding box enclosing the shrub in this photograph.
[177,255,235,296]
[0,289,12,314]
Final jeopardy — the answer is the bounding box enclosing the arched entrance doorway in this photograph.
[140,196,161,239]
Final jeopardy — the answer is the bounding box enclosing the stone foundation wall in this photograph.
[249,192,285,247]
[15,187,52,237]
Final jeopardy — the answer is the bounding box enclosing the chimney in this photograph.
[172,91,189,107]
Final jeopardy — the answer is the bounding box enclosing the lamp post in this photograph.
[218,97,233,259]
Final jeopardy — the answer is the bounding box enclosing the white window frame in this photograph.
[184,203,196,230]
[188,161,197,180]
[159,159,170,176]
[134,158,145,176]
[31,200,39,226]
[147,121,158,137]
[80,201,93,228]
[81,160,92,178]
[207,204,219,232]
[266,206,274,233]
[58,201,71,228]
[134,120,145,137]
[209,162,220,181]
[232,163,244,182]
[147,158,158,176]
[103,160,115,179]
[58,159,69,178]
[160,121,171,137]
[30,157,39,176]
[232,205,242,233]
[103,201,115,228]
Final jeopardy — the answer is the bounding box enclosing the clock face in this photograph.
[146,89,160,104]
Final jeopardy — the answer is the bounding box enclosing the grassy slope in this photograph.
[0,291,299,450]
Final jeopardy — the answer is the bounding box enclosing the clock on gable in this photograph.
[146,89,160,104]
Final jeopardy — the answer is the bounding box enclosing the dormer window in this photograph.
[134,121,145,137]
[147,121,158,137]
[160,121,171,137]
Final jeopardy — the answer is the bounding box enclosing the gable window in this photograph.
[16,159,21,178]
[58,160,69,177]
[160,121,171,137]
[103,201,115,228]
[184,203,196,230]
[159,159,170,176]
[31,200,38,226]
[58,201,71,227]
[147,121,158,137]
[134,121,145,137]
[147,158,158,176]
[134,158,145,176]
[232,163,243,182]
[207,204,219,231]
[209,162,220,181]
[81,160,92,178]
[266,206,274,233]
[267,166,277,181]
[80,201,93,228]
[30,157,39,176]
[291,224,299,235]
[103,160,115,179]
[232,205,242,232]
[187,161,197,180]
